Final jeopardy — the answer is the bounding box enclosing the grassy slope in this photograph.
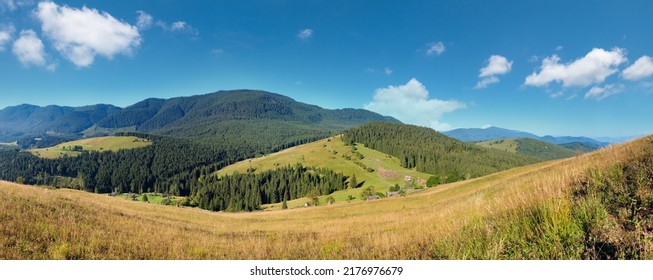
[3,136,650,259]
[215,135,433,209]
[477,138,577,160]
[29,136,151,159]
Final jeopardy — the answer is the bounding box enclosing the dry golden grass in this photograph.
[2,136,651,259]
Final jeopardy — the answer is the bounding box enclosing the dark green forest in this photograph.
[197,164,347,211]
[342,122,541,182]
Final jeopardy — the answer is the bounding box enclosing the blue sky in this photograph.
[1,0,652,138]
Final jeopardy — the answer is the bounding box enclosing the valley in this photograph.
[2,135,651,259]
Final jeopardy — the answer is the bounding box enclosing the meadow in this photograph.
[29,136,151,159]
[216,135,434,209]
[3,136,651,259]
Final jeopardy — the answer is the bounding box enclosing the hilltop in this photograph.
[343,122,541,181]
[476,138,578,161]
[3,135,652,259]
[216,135,434,209]
[0,90,398,153]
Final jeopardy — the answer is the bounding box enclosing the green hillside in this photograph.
[342,122,541,182]
[29,136,151,159]
[216,135,434,210]
[476,138,578,160]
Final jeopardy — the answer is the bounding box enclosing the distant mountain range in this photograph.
[0,90,399,150]
[443,126,608,149]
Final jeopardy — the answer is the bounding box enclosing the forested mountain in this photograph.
[1,90,398,152]
[343,122,541,183]
[443,126,607,148]
[476,138,578,160]
[0,104,121,142]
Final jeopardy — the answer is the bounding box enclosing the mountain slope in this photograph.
[342,122,541,181]
[1,90,398,153]
[443,126,607,148]
[3,135,651,259]
[0,104,121,142]
[443,126,539,142]
[476,138,578,160]
[216,135,434,209]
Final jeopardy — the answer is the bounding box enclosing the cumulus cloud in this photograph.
[297,28,313,40]
[364,78,466,131]
[12,29,54,70]
[584,84,625,100]
[426,41,445,56]
[136,11,153,30]
[36,1,141,67]
[622,55,653,81]
[384,67,393,75]
[524,48,627,87]
[0,24,15,51]
[475,55,512,89]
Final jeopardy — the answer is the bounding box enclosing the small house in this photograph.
[404,175,413,182]
[366,195,380,201]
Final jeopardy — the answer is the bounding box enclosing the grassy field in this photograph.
[216,135,434,209]
[3,136,651,259]
[29,136,151,159]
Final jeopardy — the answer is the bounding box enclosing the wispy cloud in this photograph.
[136,11,153,30]
[622,55,653,81]
[364,78,466,131]
[426,41,445,56]
[584,83,625,100]
[36,1,141,67]
[475,55,512,89]
[0,23,15,51]
[297,28,313,40]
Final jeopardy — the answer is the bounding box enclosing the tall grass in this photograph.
[2,136,653,259]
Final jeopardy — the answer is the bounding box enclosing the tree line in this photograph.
[342,122,540,182]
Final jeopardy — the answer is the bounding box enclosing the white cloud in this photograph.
[475,76,499,89]
[0,24,15,51]
[136,11,153,30]
[155,20,198,35]
[36,1,141,67]
[524,47,627,87]
[480,55,512,77]
[584,84,625,100]
[622,55,653,81]
[555,45,563,51]
[475,55,512,89]
[426,41,445,56]
[297,28,313,40]
[171,21,188,31]
[364,78,466,131]
[12,29,54,70]
[384,67,392,75]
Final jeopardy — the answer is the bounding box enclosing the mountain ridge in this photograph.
[443,126,608,148]
[0,90,399,150]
